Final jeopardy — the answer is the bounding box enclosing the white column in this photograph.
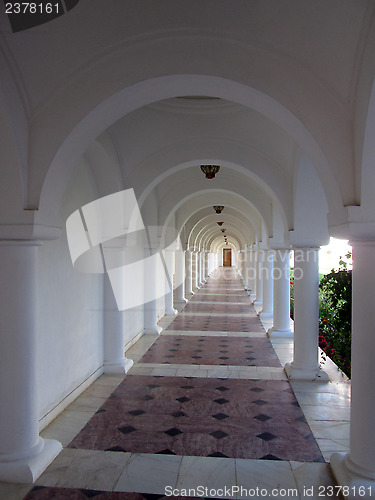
[185,250,194,295]
[204,252,209,280]
[210,253,215,274]
[285,248,328,381]
[164,249,177,316]
[253,250,263,305]
[248,248,257,299]
[193,252,200,291]
[268,249,293,337]
[259,250,274,319]
[0,241,62,483]
[143,252,162,335]
[199,252,205,285]
[174,249,187,307]
[238,250,246,287]
[331,241,375,494]
[103,275,133,374]
[243,250,249,289]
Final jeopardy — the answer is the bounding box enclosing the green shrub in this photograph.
[318,254,352,378]
[290,269,294,319]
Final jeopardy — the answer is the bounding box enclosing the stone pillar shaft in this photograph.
[175,249,187,306]
[344,241,375,475]
[268,249,293,337]
[143,252,162,334]
[185,250,194,295]
[164,250,177,316]
[249,249,257,299]
[204,252,209,280]
[253,250,263,305]
[0,241,62,483]
[193,252,200,291]
[103,275,133,373]
[285,248,328,381]
[259,251,273,318]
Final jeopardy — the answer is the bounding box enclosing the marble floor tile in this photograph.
[0,482,33,500]
[114,453,182,494]
[35,448,83,487]
[290,461,338,499]
[308,421,350,441]
[235,459,298,500]
[302,405,350,422]
[177,455,236,498]
[53,449,130,490]
[293,392,351,408]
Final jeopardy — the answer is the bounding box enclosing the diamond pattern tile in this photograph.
[164,428,183,437]
[68,267,324,463]
[212,413,230,420]
[176,396,190,403]
[214,398,229,405]
[257,432,277,441]
[254,414,272,422]
[128,409,145,416]
[118,426,136,435]
[210,430,229,439]
[253,399,268,406]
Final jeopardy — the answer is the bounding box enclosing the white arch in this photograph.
[37,74,344,229]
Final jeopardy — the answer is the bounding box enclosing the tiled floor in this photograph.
[1,267,351,499]
[68,375,322,462]
[139,335,281,366]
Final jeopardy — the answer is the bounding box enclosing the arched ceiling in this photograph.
[0,0,374,244]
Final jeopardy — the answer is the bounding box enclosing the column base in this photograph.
[103,357,133,374]
[143,325,162,335]
[175,298,188,305]
[267,327,294,338]
[330,453,375,499]
[284,362,329,382]
[174,299,188,312]
[259,311,273,319]
[165,308,178,317]
[0,438,62,484]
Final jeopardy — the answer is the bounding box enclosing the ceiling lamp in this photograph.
[217,221,224,226]
[200,165,220,179]
[221,229,226,233]
[213,205,224,214]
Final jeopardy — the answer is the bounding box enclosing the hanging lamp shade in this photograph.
[213,205,224,214]
[200,165,220,179]
[217,222,224,226]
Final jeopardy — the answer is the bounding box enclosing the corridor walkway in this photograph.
[1,268,350,499]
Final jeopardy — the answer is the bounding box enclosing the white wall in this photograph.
[36,160,104,421]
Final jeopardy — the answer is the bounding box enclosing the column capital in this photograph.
[0,223,62,242]
[292,246,320,251]
[349,239,375,247]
